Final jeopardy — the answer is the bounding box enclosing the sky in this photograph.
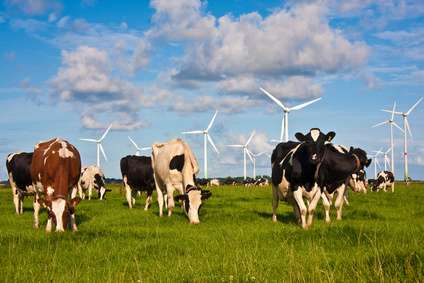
[0,0,423,180]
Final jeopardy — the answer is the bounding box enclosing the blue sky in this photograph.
[0,0,423,180]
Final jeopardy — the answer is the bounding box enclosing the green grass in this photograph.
[0,183,424,282]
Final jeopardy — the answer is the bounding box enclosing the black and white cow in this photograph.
[271,128,336,229]
[6,152,35,214]
[350,169,368,193]
[255,177,269,186]
[372,171,394,192]
[152,139,212,224]
[78,165,110,200]
[120,155,156,210]
[316,145,371,223]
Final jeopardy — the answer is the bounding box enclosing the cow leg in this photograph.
[70,212,77,232]
[144,191,152,211]
[293,188,307,229]
[77,182,85,200]
[156,188,164,217]
[33,193,41,229]
[88,183,92,200]
[335,185,346,220]
[343,189,349,206]
[321,193,331,223]
[306,186,321,228]
[123,177,133,209]
[271,185,279,222]
[391,182,394,193]
[166,184,175,217]
[9,173,21,215]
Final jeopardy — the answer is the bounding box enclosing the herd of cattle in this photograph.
[5,128,396,231]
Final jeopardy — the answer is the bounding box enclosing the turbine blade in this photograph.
[372,121,389,128]
[128,136,140,150]
[245,149,254,163]
[290,97,322,111]
[80,138,98,142]
[226,144,243,148]
[406,97,423,115]
[391,102,396,121]
[100,124,113,141]
[385,147,391,154]
[141,147,151,151]
[182,130,203,134]
[381,109,402,115]
[99,144,108,162]
[270,139,282,143]
[392,121,404,132]
[207,134,219,154]
[259,87,288,111]
[245,130,256,146]
[206,110,218,131]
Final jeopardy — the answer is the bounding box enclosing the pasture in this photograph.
[0,183,423,282]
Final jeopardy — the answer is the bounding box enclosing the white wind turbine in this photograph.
[373,102,404,191]
[182,111,219,179]
[383,148,392,171]
[382,98,423,183]
[246,150,269,179]
[227,131,255,180]
[260,87,322,142]
[128,136,151,156]
[370,150,383,179]
[80,124,112,168]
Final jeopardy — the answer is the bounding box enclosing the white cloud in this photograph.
[6,0,62,15]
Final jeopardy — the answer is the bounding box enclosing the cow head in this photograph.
[295,128,336,164]
[175,185,212,224]
[349,147,372,170]
[44,196,81,231]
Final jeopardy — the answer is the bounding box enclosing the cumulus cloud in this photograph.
[6,0,62,15]
[169,95,258,113]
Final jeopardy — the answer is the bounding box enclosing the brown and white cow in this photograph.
[31,138,82,232]
[151,139,212,224]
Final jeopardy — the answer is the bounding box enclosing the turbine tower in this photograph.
[382,97,422,183]
[373,102,403,192]
[260,87,321,142]
[227,131,255,180]
[128,136,151,156]
[246,150,268,179]
[182,111,219,179]
[372,148,383,178]
[80,124,113,168]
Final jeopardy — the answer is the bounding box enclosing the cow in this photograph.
[271,128,336,229]
[316,145,371,223]
[209,179,220,186]
[243,177,256,187]
[151,139,211,224]
[6,152,34,214]
[255,177,269,186]
[372,171,394,192]
[350,169,368,193]
[120,155,157,210]
[31,138,81,232]
[78,165,110,200]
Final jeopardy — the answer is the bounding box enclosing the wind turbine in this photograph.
[226,131,255,180]
[128,136,151,156]
[383,148,392,171]
[260,87,321,142]
[182,111,219,179]
[80,124,112,168]
[372,148,383,178]
[373,102,404,191]
[246,150,268,179]
[382,98,422,183]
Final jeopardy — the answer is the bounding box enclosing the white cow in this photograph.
[78,165,109,200]
[208,179,220,186]
[152,139,212,224]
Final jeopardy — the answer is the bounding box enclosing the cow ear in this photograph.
[325,131,336,142]
[201,190,212,200]
[366,158,372,167]
[295,133,306,142]
[70,197,81,207]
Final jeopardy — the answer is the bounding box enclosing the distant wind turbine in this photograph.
[128,136,151,156]
[80,124,112,168]
[227,131,255,180]
[246,150,268,179]
[370,150,383,179]
[260,87,321,142]
[382,97,423,183]
[182,111,219,179]
[373,102,404,191]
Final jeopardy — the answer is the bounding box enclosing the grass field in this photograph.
[0,183,423,282]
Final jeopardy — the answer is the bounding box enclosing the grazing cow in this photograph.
[255,177,269,186]
[31,138,81,232]
[271,128,336,229]
[6,152,34,214]
[120,155,157,210]
[350,169,368,193]
[209,179,220,186]
[243,177,256,187]
[316,145,371,223]
[151,139,211,224]
[196,178,209,186]
[78,165,110,200]
[372,171,395,192]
